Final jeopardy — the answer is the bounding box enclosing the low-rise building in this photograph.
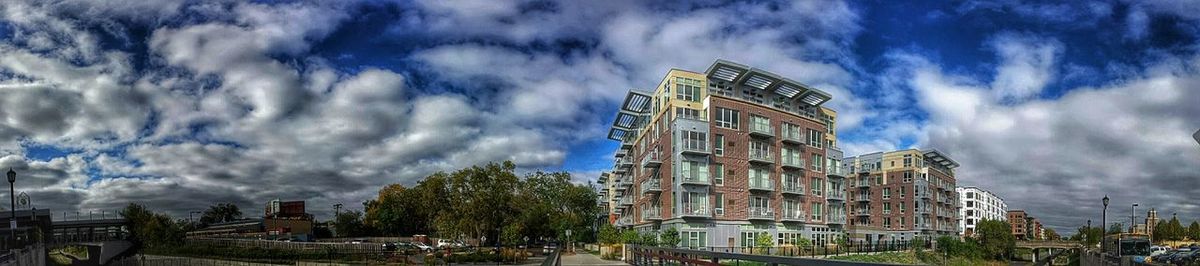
[1008,210,1028,240]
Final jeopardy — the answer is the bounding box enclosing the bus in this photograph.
[1104,233,1151,262]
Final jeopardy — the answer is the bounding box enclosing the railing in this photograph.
[827,164,846,176]
[781,181,804,195]
[619,216,633,226]
[853,209,871,216]
[855,194,870,201]
[749,149,773,163]
[640,178,661,194]
[826,190,844,200]
[781,130,804,144]
[750,123,774,137]
[619,196,633,206]
[748,207,774,220]
[642,208,662,220]
[627,240,931,266]
[782,208,806,222]
[681,173,709,185]
[749,177,773,191]
[781,156,805,169]
[640,152,661,168]
[827,214,847,224]
[856,179,870,188]
[680,205,710,217]
[681,140,708,154]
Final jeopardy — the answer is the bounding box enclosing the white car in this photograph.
[436,239,456,248]
[1150,246,1170,257]
[410,242,434,252]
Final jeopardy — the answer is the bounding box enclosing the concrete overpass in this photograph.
[1014,241,1082,265]
[50,218,129,244]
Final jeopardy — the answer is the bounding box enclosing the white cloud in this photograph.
[988,33,1062,102]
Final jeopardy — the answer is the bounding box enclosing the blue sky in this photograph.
[0,0,1198,234]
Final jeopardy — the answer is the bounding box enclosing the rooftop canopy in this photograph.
[607,90,653,141]
[921,149,961,169]
[703,59,833,106]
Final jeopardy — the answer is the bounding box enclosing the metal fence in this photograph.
[627,245,912,266]
[663,239,929,258]
[187,238,385,252]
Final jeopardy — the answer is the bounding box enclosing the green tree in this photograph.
[659,227,680,247]
[755,232,773,248]
[792,236,813,249]
[334,210,369,237]
[640,231,659,247]
[620,230,640,245]
[363,184,412,236]
[1188,221,1200,241]
[1164,217,1185,241]
[598,224,621,245]
[500,223,523,246]
[1108,223,1125,236]
[435,162,521,242]
[199,202,242,225]
[974,219,1016,260]
[120,203,185,250]
[1044,228,1060,240]
[1071,225,1103,246]
[1153,220,1170,243]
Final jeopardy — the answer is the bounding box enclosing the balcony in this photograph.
[826,190,845,201]
[642,208,662,221]
[640,178,661,195]
[749,123,774,138]
[679,205,710,218]
[640,152,661,168]
[855,194,871,202]
[618,156,633,169]
[853,209,871,217]
[781,156,805,170]
[748,207,775,221]
[618,216,633,227]
[827,214,847,224]
[749,178,773,192]
[916,208,931,215]
[612,165,627,174]
[781,181,804,195]
[782,209,806,222]
[680,141,709,155]
[827,164,847,177]
[781,130,804,145]
[856,179,871,188]
[616,149,628,158]
[915,223,931,230]
[680,174,709,186]
[749,150,773,164]
[619,196,633,206]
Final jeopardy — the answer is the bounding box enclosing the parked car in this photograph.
[542,243,558,255]
[410,241,434,252]
[436,239,461,248]
[1151,246,1170,257]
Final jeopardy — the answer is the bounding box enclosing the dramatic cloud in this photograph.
[0,0,1196,235]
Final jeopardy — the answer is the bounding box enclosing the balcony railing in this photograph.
[748,149,773,164]
[640,178,661,195]
[781,181,804,195]
[640,152,661,168]
[680,140,709,155]
[781,156,805,169]
[749,177,773,192]
[855,194,871,202]
[826,190,844,200]
[916,208,931,214]
[680,205,710,218]
[680,173,709,185]
[827,214,847,224]
[853,209,871,216]
[642,207,662,221]
[827,164,846,177]
[618,216,633,226]
[619,196,633,206]
[915,223,931,230]
[748,207,774,220]
[856,179,870,188]
[750,123,774,138]
[782,208,806,222]
[617,156,633,169]
[781,130,804,144]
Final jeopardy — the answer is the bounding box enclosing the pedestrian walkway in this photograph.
[559,253,629,265]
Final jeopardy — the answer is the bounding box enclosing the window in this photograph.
[713,164,724,186]
[966,201,974,207]
[782,123,802,140]
[811,202,823,221]
[811,154,824,172]
[675,77,702,101]
[884,217,891,228]
[714,134,724,156]
[903,172,913,183]
[875,176,883,185]
[806,129,823,148]
[682,130,707,151]
[750,115,770,133]
[900,186,906,198]
[749,166,770,189]
[749,140,770,160]
[903,154,913,167]
[900,217,905,228]
[882,188,891,200]
[679,160,708,183]
[683,231,707,248]
[676,107,702,120]
[810,178,822,196]
[967,192,975,199]
[900,203,905,213]
[715,108,739,129]
[715,193,725,216]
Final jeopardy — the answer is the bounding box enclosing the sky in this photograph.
[0,0,1198,235]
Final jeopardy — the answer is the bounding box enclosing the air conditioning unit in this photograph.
[715,208,724,216]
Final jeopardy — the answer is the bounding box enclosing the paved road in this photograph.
[559,253,629,266]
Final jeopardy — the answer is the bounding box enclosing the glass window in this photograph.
[675,77,702,101]
[713,164,724,186]
[682,130,707,151]
[715,108,739,129]
[714,134,724,156]
[811,154,824,171]
[806,129,823,148]
[715,193,724,216]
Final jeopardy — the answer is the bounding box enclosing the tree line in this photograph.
[334,161,601,245]
[1067,216,1200,246]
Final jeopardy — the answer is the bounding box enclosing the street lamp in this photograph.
[1130,203,1139,234]
[1102,195,1109,255]
[6,169,14,241]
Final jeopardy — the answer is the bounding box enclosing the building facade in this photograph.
[600,60,962,248]
[603,60,843,248]
[1006,210,1045,240]
[842,149,961,242]
[956,186,1007,236]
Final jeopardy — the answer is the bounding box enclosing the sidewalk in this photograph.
[559,253,629,265]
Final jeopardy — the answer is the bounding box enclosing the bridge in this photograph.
[50,218,129,244]
[1014,241,1082,265]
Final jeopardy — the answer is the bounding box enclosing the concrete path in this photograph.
[559,253,629,265]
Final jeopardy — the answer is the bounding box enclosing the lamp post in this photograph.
[6,169,14,242]
[1130,203,1138,234]
[1101,195,1109,256]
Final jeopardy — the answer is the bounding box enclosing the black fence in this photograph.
[663,239,930,258]
[109,240,560,265]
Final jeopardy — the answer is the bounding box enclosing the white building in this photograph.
[956,186,1007,236]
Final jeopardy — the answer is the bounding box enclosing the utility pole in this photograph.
[333,203,342,218]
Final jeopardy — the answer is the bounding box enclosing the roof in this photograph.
[921,149,960,169]
[703,59,832,106]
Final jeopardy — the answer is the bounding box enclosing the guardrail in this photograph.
[627,241,926,266]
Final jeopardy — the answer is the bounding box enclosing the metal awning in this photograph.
[922,149,960,169]
[703,59,833,106]
[608,90,653,141]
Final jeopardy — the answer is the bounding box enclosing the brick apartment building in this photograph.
[1007,210,1044,240]
[843,149,961,242]
[598,59,960,247]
